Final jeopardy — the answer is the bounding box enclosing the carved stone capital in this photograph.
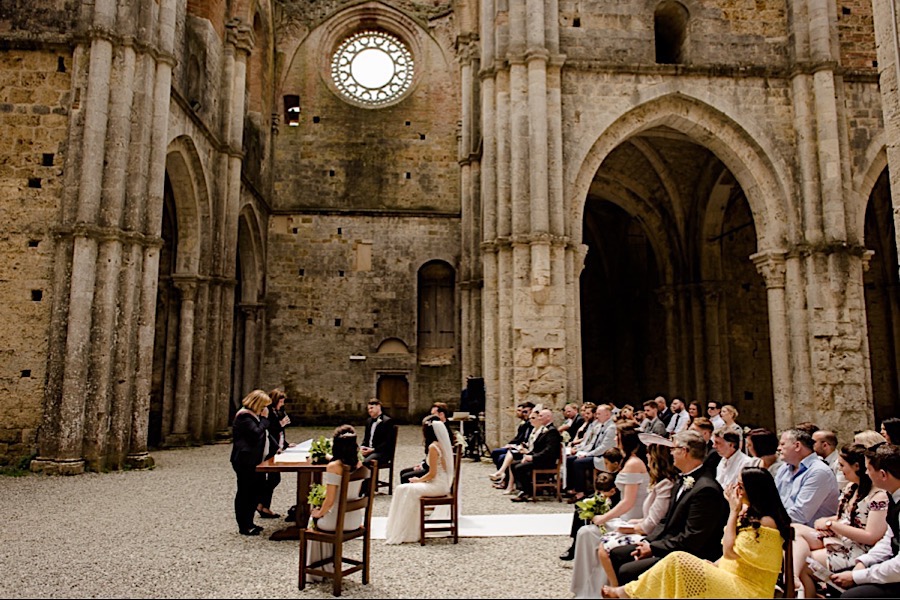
[751,250,787,289]
[861,249,875,272]
[171,274,198,300]
[226,19,255,55]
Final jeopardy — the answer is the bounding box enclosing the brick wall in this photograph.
[0,49,71,464]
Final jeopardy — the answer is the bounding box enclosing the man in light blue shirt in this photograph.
[775,428,840,526]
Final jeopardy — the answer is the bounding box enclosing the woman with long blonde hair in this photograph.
[230,389,272,536]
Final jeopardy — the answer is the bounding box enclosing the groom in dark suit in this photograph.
[361,398,394,466]
[610,430,729,584]
[511,408,562,502]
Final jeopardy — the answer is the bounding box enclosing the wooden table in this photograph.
[256,456,326,541]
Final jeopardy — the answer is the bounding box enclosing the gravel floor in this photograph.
[0,425,576,598]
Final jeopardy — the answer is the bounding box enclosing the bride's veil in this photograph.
[431,419,457,520]
[432,420,455,484]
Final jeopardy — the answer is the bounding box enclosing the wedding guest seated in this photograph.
[745,428,783,478]
[607,430,729,585]
[560,447,624,562]
[830,443,900,598]
[855,429,888,449]
[655,396,673,427]
[305,425,368,578]
[791,443,888,598]
[568,404,617,503]
[559,403,584,436]
[572,433,675,598]
[639,399,667,437]
[664,398,689,437]
[493,411,541,494]
[815,429,848,488]
[714,427,753,489]
[489,402,534,479]
[595,445,679,585]
[775,427,840,526]
[795,421,820,437]
[602,467,791,599]
[689,417,721,472]
[360,399,393,467]
[510,409,562,502]
[616,404,635,423]
[719,404,744,448]
[707,400,725,430]
[686,401,703,428]
[881,418,900,445]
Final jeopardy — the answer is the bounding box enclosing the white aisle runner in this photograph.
[370,513,571,539]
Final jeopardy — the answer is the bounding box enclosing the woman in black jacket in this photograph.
[257,389,291,518]
[230,389,272,536]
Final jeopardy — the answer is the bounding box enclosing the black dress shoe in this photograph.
[239,526,263,536]
[559,547,575,561]
[257,509,281,519]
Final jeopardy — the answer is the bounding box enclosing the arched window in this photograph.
[654,1,689,64]
[417,261,455,351]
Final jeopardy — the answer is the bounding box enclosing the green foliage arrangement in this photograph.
[310,436,332,464]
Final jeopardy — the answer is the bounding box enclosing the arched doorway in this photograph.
[863,169,900,424]
[580,125,774,428]
[377,373,410,421]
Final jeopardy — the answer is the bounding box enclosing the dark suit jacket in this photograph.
[646,466,728,561]
[564,414,585,437]
[510,420,533,446]
[658,407,673,427]
[230,411,270,468]
[703,444,722,472]
[529,424,562,469]
[363,414,395,458]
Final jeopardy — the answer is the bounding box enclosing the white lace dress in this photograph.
[305,471,365,581]
[384,442,451,544]
[570,471,651,598]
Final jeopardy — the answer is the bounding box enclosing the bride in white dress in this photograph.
[384,415,455,544]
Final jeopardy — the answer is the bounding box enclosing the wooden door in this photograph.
[377,374,409,421]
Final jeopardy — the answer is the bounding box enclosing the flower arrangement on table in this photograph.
[310,436,332,465]
[575,494,612,533]
[307,483,326,529]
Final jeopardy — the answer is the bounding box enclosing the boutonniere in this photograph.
[682,476,695,490]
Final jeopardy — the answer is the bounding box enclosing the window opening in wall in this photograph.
[284,95,300,126]
[331,29,414,107]
[654,1,689,65]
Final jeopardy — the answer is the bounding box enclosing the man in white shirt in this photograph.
[813,429,847,488]
[713,427,752,488]
[665,397,689,436]
[831,444,900,597]
[707,400,726,430]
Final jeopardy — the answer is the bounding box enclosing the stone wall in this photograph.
[262,213,460,422]
[0,49,71,464]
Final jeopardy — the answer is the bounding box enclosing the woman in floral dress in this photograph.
[791,443,889,597]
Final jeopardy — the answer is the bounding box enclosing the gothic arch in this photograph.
[853,133,888,243]
[571,91,794,253]
[164,136,212,275]
[237,204,265,303]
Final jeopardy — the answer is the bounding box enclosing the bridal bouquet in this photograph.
[310,436,332,465]
[575,494,612,531]
[307,483,326,529]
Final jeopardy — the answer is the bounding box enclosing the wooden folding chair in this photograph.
[298,462,377,596]
[531,443,564,501]
[419,446,463,545]
[375,424,399,495]
[775,526,796,598]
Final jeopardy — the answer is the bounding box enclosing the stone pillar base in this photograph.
[125,452,155,470]
[30,457,85,475]
[165,433,191,447]
[215,428,232,443]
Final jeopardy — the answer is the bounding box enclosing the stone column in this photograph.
[240,303,261,396]
[189,278,209,442]
[656,286,680,396]
[167,275,197,446]
[752,250,794,431]
[128,0,177,469]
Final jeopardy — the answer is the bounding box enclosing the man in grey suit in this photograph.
[640,399,668,437]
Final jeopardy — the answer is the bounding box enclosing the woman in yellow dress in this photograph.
[602,466,790,598]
